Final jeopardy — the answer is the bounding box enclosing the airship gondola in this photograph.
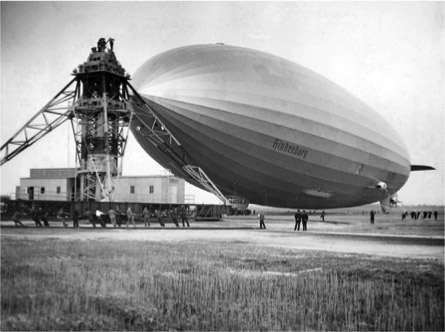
[130,44,412,209]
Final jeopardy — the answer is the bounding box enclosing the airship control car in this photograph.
[130,44,412,209]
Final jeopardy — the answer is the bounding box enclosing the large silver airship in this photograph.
[130,44,425,210]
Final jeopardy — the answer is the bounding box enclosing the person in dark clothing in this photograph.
[97,38,106,52]
[96,209,106,228]
[12,211,25,227]
[258,211,266,229]
[370,210,375,224]
[434,210,438,221]
[115,206,121,227]
[39,208,50,227]
[302,210,308,231]
[31,207,42,227]
[169,208,179,227]
[85,208,96,228]
[57,208,68,227]
[294,210,301,231]
[180,206,190,227]
[72,206,80,228]
[142,206,150,228]
[156,209,165,227]
[107,37,115,52]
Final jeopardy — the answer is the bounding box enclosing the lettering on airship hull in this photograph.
[272,138,308,159]
[304,188,332,198]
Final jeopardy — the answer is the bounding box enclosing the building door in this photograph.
[28,187,34,200]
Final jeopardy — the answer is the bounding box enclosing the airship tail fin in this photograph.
[380,196,391,214]
[411,165,435,171]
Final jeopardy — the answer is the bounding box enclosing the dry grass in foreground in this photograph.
[1,238,443,331]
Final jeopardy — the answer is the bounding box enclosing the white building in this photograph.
[17,168,185,203]
[17,168,76,201]
[112,175,184,203]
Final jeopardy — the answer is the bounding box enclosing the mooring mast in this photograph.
[73,38,132,201]
[1,38,133,201]
[1,38,229,204]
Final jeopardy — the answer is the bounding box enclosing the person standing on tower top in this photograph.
[97,38,106,52]
[107,38,115,52]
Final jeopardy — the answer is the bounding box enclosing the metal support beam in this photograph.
[182,165,229,205]
[0,78,79,166]
[127,85,229,205]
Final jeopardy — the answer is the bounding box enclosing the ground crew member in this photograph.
[57,208,68,227]
[12,211,25,227]
[370,210,375,224]
[95,209,106,228]
[85,208,96,228]
[85,208,95,228]
[142,206,150,228]
[302,210,308,231]
[258,211,266,229]
[169,208,179,227]
[108,207,117,228]
[115,206,121,227]
[39,207,50,227]
[155,209,164,227]
[126,207,135,228]
[294,209,301,231]
[180,206,190,227]
[72,206,80,228]
[31,206,43,227]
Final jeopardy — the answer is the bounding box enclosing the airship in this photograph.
[129,43,426,210]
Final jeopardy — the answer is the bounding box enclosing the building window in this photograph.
[40,187,45,194]
[149,185,154,194]
[130,186,135,194]
[56,186,61,194]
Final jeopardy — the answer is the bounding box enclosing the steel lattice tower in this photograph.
[1,38,229,204]
[73,38,132,201]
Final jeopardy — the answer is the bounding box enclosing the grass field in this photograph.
[1,237,443,331]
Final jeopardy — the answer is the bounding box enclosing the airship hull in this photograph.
[131,44,411,209]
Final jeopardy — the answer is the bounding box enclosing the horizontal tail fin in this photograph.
[411,165,435,171]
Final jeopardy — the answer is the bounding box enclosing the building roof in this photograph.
[25,168,77,179]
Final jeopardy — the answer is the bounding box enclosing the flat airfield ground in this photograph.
[1,212,444,331]
[1,212,444,260]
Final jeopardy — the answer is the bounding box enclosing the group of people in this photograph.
[402,210,438,221]
[294,210,309,231]
[12,205,191,228]
[141,206,190,228]
[84,206,191,228]
[256,209,310,231]
[12,206,53,227]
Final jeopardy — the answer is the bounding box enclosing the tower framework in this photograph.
[1,38,228,204]
[73,38,132,201]
[1,38,133,201]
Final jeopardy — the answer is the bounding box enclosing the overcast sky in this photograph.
[1,1,443,206]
